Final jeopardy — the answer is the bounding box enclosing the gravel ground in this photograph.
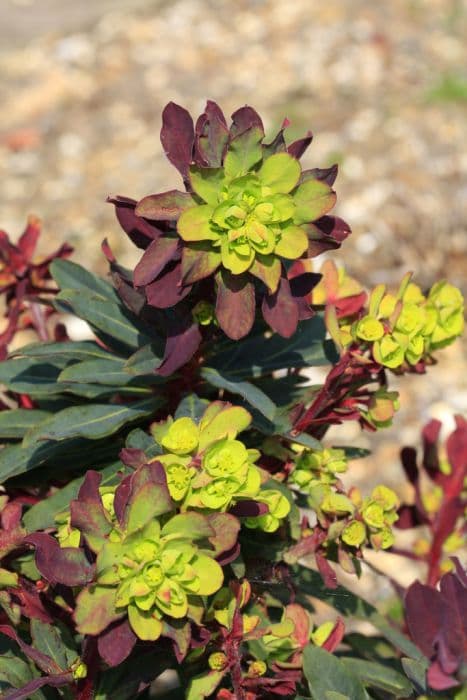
[1,0,466,590]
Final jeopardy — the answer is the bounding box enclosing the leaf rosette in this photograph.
[109,101,351,340]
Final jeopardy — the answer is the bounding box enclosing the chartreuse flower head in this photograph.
[338,273,464,370]
[177,152,320,282]
[151,401,290,532]
[45,466,236,645]
[125,102,349,340]
[94,515,223,640]
[290,448,348,493]
[341,485,399,549]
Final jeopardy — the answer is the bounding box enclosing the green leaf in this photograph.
[0,359,65,397]
[341,658,413,697]
[189,167,224,205]
[161,513,213,539]
[336,446,371,460]
[10,340,116,363]
[208,316,336,379]
[175,394,209,422]
[0,656,34,694]
[249,253,281,293]
[51,259,119,301]
[186,670,224,700]
[0,410,51,439]
[23,460,125,531]
[23,398,162,446]
[30,620,77,671]
[258,152,301,193]
[0,437,120,483]
[223,126,264,179]
[303,646,368,700]
[293,179,336,225]
[293,566,426,661]
[55,289,154,351]
[400,657,428,694]
[201,367,277,422]
[177,205,218,242]
[75,585,121,635]
[275,224,309,259]
[124,342,165,375]
[58,359,157,390]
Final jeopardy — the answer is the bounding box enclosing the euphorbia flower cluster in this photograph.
[314,265,464,370]
[152,403,290,529]
[109,101,350,341]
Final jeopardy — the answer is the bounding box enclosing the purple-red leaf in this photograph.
[262,276,299,338]
[229,105,264,139]
[194,100,229,167]
[70,471,112,544]
[229,500,269,517]
[97,618,136,666]
[25,533,94,587]
[287,131,313,159]
[136,190,195,221]
[156,318,202,377]
[160,102,194,180]
[405,580,444,658]
[302,164,338,186]
[0,673,73,700]
[307,216,352,257]
[134,237,180,287]
[107,195,163,249]
[181,243,221,284]
[315,551,338,589]
[422,418,441,479]
[215,270,255,340]
[145,261,192,309]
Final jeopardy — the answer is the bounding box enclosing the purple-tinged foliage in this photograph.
[396,416,467,586]
[405,565,467,690]
[109,101,350,341]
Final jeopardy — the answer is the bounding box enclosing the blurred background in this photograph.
[1,0,466,585]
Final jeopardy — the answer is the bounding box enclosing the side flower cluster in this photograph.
[313,264,464,371]
[288,448,399,552]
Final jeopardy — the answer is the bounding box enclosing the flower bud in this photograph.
[209,652,228,671]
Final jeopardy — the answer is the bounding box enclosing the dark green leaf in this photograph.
[124,342,165,375]
[208,316,335,379]
[174,394,209,422]
[11,340,116,363]
[292,566,426,661]
[335,446,371,459]
[58,359,158,390]
[0,410,51,439]
[401,657,428,694]
[23,398,162,445]
[51,259,119,302]
[55,289,153,351]
[341,658,413,697]
[303,646,368,700]
[201,367,277,421]
[30,620,77,671]
[0,437,121,483]
[0,360,64,396]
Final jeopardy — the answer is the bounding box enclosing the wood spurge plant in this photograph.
[0,101,465,700]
